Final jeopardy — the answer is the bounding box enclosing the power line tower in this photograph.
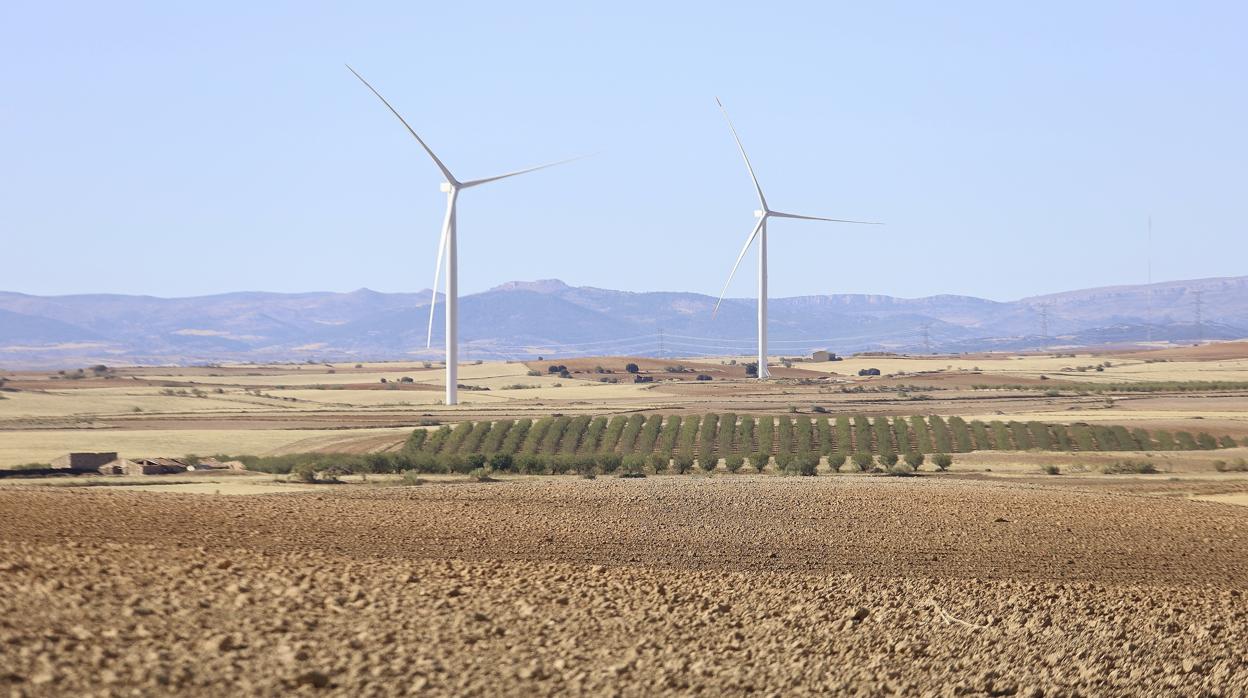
[657,328,665,358]
[1193,290,1204,344]
[1039,304,1051,342]
[920,322,932,353]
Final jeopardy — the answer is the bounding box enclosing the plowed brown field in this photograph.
[1,476,1246,696]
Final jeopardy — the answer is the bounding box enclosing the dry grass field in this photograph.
[4,343,1248,467]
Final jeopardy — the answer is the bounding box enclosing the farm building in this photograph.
[187,458,246,471]
[811,350,841,362]
[50,452,119,471]
[95,456,246,475]
[99,457,192,476]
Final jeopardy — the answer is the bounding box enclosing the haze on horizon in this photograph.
[2,2,1245,302]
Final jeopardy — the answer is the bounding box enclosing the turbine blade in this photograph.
[346,65,459,186]
[459,154,589,188]
[715,97,767,210]
[426,198,454,348]
[712,216,766,319]
[768,210,882,225]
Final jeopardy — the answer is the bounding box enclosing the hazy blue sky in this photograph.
[2,2,1244,301]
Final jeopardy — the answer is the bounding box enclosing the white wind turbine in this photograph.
[712,98,880,378]
[348,65,579,405]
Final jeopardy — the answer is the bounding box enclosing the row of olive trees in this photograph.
[403,413,1237,461]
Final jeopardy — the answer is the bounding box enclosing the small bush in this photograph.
[292,462,318,483]
[751,453,770,472]
[851,452,874,471]
[1213,457,1247,472]
[878,453,899,468]
[725,454,745,473]
[596,453,622,474]
[827,453,847,472]
[625,363,639,373]
[1042,464,1061,475]
[932,453,953,471]
[1101,459,1158,475]
[646,453,668,474]
[400,470,425,486]
[796,456,818,476]
[674,455,695,474]
[904,452,925,470]
[489,452,514,471]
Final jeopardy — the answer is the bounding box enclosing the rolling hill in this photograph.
[0,276,1244,367]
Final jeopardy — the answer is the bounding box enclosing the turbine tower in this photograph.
[348,66,578,405]
[711,98,880,378]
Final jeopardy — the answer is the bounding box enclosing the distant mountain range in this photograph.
[1,276,1246,368]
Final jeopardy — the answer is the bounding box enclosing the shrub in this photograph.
[488,452,514,471]
[910,416,934,453]
[400,470,425,486]
[292,462,318,483]
[756,417,775,457]
[646,453,668,474]
[872,417,894,456]
[617,414,646,454]
[657,415,682,456]
[773,452,794,473]
[700,454,718,472]
[1213,458,1247,472]
[596,453,623,474]
[932,453,953,471]
[481,419,514,454]
[695,374,712,381]
[744,362,759,378]
[948,416,973,452]
[887,463,915,476]
[625,363,639,373]
[516,453,545,475]
[827,453,847,472]
[1101,460,1158,475]
[674,454,695,474]
[1042,464,1061,475]
[599,415,629,453]
[635,415,664,455]
[812,405,827,413]
[717,413,737,461]
[904,452,925,470]
[725,454,745,473]
[751,453,770,472]
[878,453,899,468]
[851,452,874,471]
[929,416,954,452]
[796,456,818,476]
[621,454,646,476]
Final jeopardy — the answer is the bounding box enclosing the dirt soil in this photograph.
[1,476,1246,696]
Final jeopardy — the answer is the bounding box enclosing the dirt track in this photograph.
[2,477,1246,695]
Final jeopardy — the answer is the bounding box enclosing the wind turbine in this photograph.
[711,98,880,379]
[348,65,579,405]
